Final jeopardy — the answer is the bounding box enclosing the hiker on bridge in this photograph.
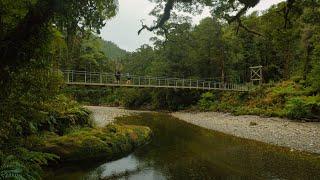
[115,70,121,84]
[126,73,132,84]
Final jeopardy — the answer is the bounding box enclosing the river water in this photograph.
[46,113,320,179]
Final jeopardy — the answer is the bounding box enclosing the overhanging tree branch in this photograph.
[138,0,262,36]
[138,0,174,35]
[236,19,263,36]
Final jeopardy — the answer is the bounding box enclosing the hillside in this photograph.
[100,39,128,59]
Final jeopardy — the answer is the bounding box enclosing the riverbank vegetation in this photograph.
[0,0,124,179]
[198,80,320,120]
[25,125,151,162]
[65,86,201,110]
[1,0,320,179]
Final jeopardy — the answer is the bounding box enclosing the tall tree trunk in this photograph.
[303,45,313,80]
[283,46,291,80]
[220,51,225,85]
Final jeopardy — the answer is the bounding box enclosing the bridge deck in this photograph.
[63,71,249,92]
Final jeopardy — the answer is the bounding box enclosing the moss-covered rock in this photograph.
[27,124,151,162]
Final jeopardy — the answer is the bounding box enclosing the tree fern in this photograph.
[0,148,59,180]
[0,154,28,180]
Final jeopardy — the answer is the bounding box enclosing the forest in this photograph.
[0,0,320,179]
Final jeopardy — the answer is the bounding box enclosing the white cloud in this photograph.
[250,0,285,12]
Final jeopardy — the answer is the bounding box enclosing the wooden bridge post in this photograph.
[84,72,87,83]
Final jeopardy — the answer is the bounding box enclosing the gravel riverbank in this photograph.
[172,111,320,154]
[85,106,149,127]
[85,106,320,154]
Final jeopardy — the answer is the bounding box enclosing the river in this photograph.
[45,112,320,179]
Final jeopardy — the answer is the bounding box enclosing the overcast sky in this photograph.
[101,0,285,52]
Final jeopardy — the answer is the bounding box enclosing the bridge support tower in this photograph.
[250,66,263,85]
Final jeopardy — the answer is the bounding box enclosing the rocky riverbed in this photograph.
[172,111,320,154]
[85,106,320,154]
[85,106,149,127]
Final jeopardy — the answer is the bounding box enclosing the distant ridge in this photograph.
[99,39,128,59]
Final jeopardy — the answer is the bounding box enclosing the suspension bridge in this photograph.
[62,70,251,92]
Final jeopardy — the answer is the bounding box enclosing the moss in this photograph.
[27,125,152,162]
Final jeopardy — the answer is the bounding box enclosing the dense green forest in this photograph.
[70,2,320,118]
[56,34,127,72]
[1,0,320,179]
[101,40,128,59]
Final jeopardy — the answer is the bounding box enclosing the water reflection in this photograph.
[84,155,166,180]
[45,113,320,179]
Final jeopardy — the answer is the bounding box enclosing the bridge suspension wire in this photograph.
[62,70,250,92]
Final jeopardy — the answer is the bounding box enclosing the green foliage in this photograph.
[66,86,201,111]
[42,95,93,135]
[198,92,216,111]
[285,96,320,119]
[197,81,320,121]
[66,35,128,71]
[0,148,58,180]
[0,0,118,179]
[0,66,92,141]
[285,97,310,119]
[27,125,151,162]
[0,154,35,180]
[100,40,128,59]
[308,58,320,93]
[121,89,152,109]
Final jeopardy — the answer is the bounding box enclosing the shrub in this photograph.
[308,62,320,93]
[284,97,309,119]
[0,68,93,141]
[121,88,151,108]
[198,92,216,111]
[24,94,93,136]
[284,96,320,120]
[196,80,319,120]
[0,148,58,180]
[150,89,200,110]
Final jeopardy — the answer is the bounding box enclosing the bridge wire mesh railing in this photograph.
[62,70,249,91]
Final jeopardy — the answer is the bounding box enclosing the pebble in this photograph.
[171,111,320,154]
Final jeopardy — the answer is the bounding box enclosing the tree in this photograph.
[0,0,117,78]
[138,0,259,32]
[192,17,227,81]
